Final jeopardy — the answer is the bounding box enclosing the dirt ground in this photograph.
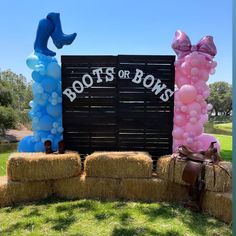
[1,129,33,143]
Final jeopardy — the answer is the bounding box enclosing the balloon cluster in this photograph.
[172,31,221,152]
[18,52,63,152]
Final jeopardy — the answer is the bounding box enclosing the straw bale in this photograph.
[202,191,232,224]
[157,156,232,192]
[53,174,121,200]
[0,176,52,207]
[7,152,81,182]
[120,177,189,202]
[156,155,188,186]
[84,151,152,178]
[205,162,232,192]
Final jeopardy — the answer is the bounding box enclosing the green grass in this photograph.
[214,134,232,161]
[0,152,10,176]
[0,199,231,236]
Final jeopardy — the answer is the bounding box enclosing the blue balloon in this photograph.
[32,71,43,83]
[18,136,35,152]
[34,141,45,152]
[46,104,62,117]
[38,115,54,131]
[41,77,58,93]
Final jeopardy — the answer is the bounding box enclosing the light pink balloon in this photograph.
[191,67,199,76]
[187,102,201,113]
[207,103,213,111]
[172,127,184,139]
[175,76,190,88]
[181,61,191,75]
[180,105,188,113]
[196,133,221,152]
[178,85,197,104]
[185,122,203,136]
[199,69,209,81]
[174,114,187,126]
[190,117,197,124]
[190,58,200,67]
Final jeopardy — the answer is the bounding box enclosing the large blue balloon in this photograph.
[46,104,62,117]
[38,115,54,131]
[41,77,58,93]
[18,136,35,152]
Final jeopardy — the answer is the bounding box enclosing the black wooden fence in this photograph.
[61,55,175,160]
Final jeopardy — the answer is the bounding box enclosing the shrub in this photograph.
[0,106,17,135]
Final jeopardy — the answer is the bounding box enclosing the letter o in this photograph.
[82,74,93,88]
[143,75,155,88]
[72,81,84,93]
[118,70,125,78]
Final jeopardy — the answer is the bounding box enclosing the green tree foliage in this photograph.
[208,81,232,116]
[0,106,17,135]
[0,70,33,133]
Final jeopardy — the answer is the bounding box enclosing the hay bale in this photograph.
[84,151,152,178]
[157,156,232,192]
[0,176,52,207]
[205,162,232,192]
[120,178,189,202]
[156,155,188,186]
[7,152,81,182]
[202,191,232,224]
[53,174,121,200]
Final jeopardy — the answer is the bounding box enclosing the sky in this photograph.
[0,0,232,84]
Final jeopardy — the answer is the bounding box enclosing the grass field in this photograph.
[0,199,232,236]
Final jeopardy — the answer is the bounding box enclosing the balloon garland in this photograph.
[172,30,221,152]
[18,53,63,152]
[18,13,77,152]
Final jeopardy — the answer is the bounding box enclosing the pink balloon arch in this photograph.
[172,30,220,152]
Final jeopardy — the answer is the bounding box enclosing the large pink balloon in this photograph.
[185,122,203,136]
[174,114,187,126]
[172,127,184,139]
[187,102,201,113]
[196,133,221,152]
[178,85,197,104]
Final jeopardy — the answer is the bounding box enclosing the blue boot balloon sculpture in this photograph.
[18,13,77,152]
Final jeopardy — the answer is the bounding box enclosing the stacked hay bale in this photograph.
[0,152,81,207]
[53,151,189,202]
[156,155,232,223]
[0,151,231,223]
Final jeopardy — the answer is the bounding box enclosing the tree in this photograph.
[208,81,232,116]
[0,70,33,132]
[0,106,17,135]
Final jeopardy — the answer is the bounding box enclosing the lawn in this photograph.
[0,199,232,236]
[214,134,232,161]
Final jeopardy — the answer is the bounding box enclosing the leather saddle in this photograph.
[175,142,225,210]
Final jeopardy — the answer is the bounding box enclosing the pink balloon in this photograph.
[185,122,203,136]
[196,133,221,152]
[178,85,197,104]
[187,102,201,113]
[181,61,191,75]
[175,76,190,88]
[172,127,184,139]
[174,114,187,126]
[190,117,197,124]
[191,67,199,76]
[199,69,209,81]
[190,58,200,67]
[180,105,188,113]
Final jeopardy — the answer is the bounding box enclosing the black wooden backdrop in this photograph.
[61,55,175,160]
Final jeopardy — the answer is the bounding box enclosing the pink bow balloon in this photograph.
[172,30,217,59]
